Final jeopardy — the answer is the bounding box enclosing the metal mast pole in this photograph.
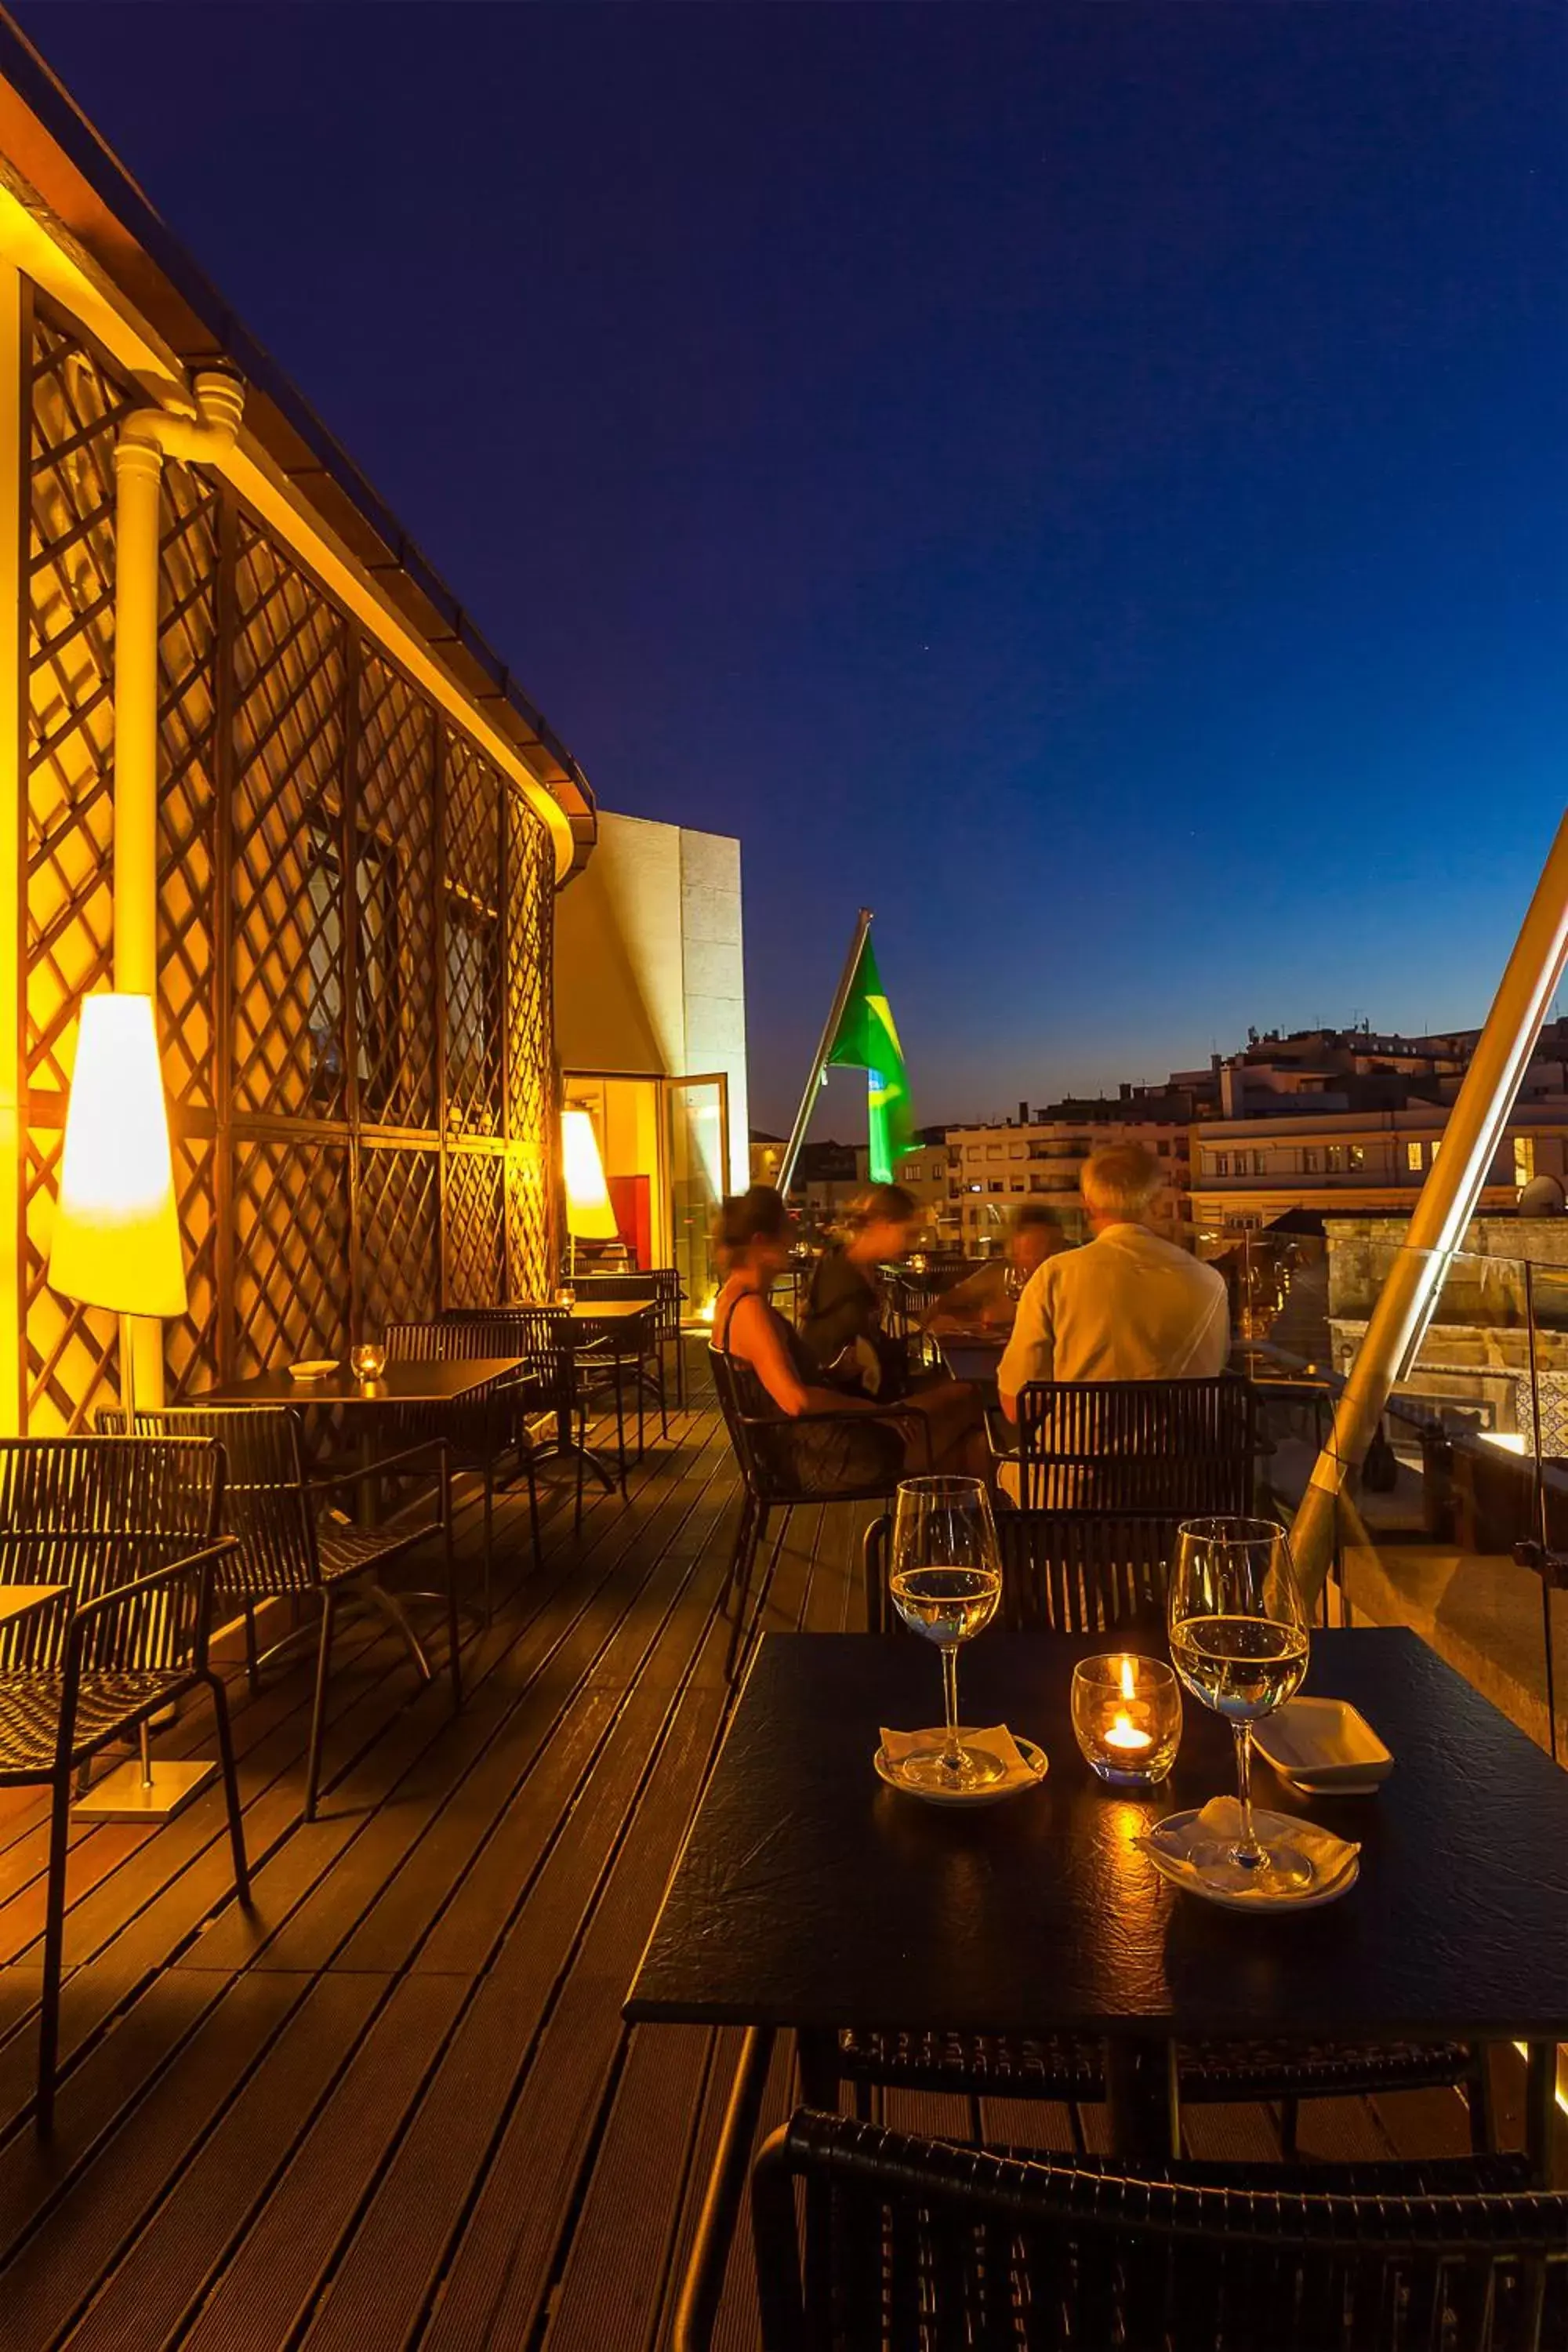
[777,909,873,1197]
[1293,810,1568,1607]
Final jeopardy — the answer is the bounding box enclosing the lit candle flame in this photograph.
[1120,1655,1136,1701]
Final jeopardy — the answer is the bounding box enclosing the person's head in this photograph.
[714,1185,794,1278]
[1009,1202,1068,1278]
[1080,1143,1163,1232]
[841,1182,919,1264]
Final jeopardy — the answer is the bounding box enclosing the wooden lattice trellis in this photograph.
[17,292,560,1432]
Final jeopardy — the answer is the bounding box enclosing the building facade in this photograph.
[0,30,732,1427]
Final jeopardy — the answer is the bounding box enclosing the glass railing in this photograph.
[1229,1230,1568,1766]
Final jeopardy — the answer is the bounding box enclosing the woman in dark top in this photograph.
[799,1184,920,1381]
[713,1187,985,1490]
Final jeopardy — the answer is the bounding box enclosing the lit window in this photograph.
[1406,1141,1422,1172]
[1326,1146,1344,1174]
[1431,1138,1441,1163]
[1515,1137,1535,1187]
[1348,1145,1365,1171]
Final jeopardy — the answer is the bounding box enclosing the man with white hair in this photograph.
[998,1142,1229,1417]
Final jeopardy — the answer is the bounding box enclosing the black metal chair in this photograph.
[570,1267,682,1420]
[998,1374,1255,1512]
[710,1348,932,1680]
[442,1306,599,1528]
[104,1406,456,1824]
[852,1505,1493,2155]
[383,1319,543,1619]
[744,2107,1566,2352]
[0,1435,247,2133]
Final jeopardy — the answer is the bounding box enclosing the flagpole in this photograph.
[777,907,873,1198]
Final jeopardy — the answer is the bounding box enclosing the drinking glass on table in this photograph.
[1169,1516,1312,1893]
[887,1476,1004,1791]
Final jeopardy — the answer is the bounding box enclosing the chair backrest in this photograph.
[753,2111,1568,2352]
[0,1435,223,1672]
[101,1407,318,1600]
[386,1319,496,1361]
[708,1345,768,1501]
[441,1307,574,1412]
[864,1508,1178,1636]
[1011,1376,1254,1513]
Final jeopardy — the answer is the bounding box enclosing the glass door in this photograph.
[662,1075,730,1323]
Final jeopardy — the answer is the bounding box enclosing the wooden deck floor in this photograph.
[0,1362,1524,2350]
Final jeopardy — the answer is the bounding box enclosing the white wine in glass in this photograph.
[887,1477,1004,1792]
[1169,1517,1312,1893]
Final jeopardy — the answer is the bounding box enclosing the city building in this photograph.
[946,1091,1196,1251]
[1188,1024,1568,1248]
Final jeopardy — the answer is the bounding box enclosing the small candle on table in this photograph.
[1105,1655,1154,1754]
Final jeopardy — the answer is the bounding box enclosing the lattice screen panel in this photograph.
[356,651,437,1128]
[232,520,348,1121]
[157,461,220,1112]
[446,1148,506,1308]
[358,1142,440,1334]
[23,1126,116,1435]
[232,1136,351,1377]
[25,310,133,1102]
[442,731,503,1137]
[504,785,554,1297]
[167,1131,220,1399]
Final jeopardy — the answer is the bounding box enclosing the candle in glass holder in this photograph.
[1071,1653,1181,1787]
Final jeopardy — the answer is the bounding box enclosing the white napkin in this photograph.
[1135,1797,1359,1904]
[879,1723,1042,1792]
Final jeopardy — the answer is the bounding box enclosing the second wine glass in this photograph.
[1168,1515,1312,1893]
[887,1475,1004,1791]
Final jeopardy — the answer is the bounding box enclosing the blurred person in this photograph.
[711,1187,984,1483]
[924,1203,1069,1334]
[799,1183,923,1388]
[999,1144,1228,1418]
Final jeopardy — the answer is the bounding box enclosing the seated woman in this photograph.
[713,1186,985,1490]
[799,1184,923,1392]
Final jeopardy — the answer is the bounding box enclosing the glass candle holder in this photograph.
[350,1341,386,1383]
[1071,1653,1181,1788]
[554,1283,577,1309]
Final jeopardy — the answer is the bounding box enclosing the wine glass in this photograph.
[1168,1516,1312,1893]
[887,1476,1004,1791]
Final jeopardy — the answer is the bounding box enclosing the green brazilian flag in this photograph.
[824,933,914,1184]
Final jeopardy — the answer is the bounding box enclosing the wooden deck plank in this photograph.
[57,1974,387,2352]
[0,1389,1500,2352]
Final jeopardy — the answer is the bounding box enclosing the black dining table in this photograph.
[627,1626,1568,2180]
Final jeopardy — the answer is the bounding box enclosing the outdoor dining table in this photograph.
[627,1626,1568,2183]
[933,1327,1008,1394]
[557,1298,660,1490]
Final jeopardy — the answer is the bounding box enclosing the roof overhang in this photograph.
[0,8,597,884]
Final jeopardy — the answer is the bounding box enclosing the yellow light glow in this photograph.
[561,1108,619,1240]
[1119,1654,1137,1702]
[49,995,186,1318]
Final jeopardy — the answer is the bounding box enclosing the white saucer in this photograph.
[1140,1809,1359,1911]
[1254,1697,1392,1792]
[289,1359,339,1381]
[873,1735,1048,1808]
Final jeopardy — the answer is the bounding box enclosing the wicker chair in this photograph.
[0,1436,246,2133]
[999,1374,1255,1512]
[851,1507,1491,2156]
[569,1267,682,1419]
[104,1406,456,1823]
[383,1319,543,1620]
[442,1307,601,1529]
[744,2108,1566,2352]
[710,1348,932,1680]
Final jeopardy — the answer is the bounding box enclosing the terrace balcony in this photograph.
[1,1344,1564,2349]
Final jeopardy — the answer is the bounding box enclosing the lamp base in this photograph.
[72,1756,216,1824]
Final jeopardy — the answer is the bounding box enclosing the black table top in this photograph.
[626,1628,1568,2046]
[206,1358,527,1406]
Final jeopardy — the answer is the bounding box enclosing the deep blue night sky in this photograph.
[18,3,1566,1133]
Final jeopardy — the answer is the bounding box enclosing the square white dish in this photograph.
[1254,1697,1392,1791]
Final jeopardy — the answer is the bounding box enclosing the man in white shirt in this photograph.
[998,1143,1229,1417]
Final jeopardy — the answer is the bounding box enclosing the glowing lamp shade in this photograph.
[561,1109,618,1240]
[49,994,187,1318]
